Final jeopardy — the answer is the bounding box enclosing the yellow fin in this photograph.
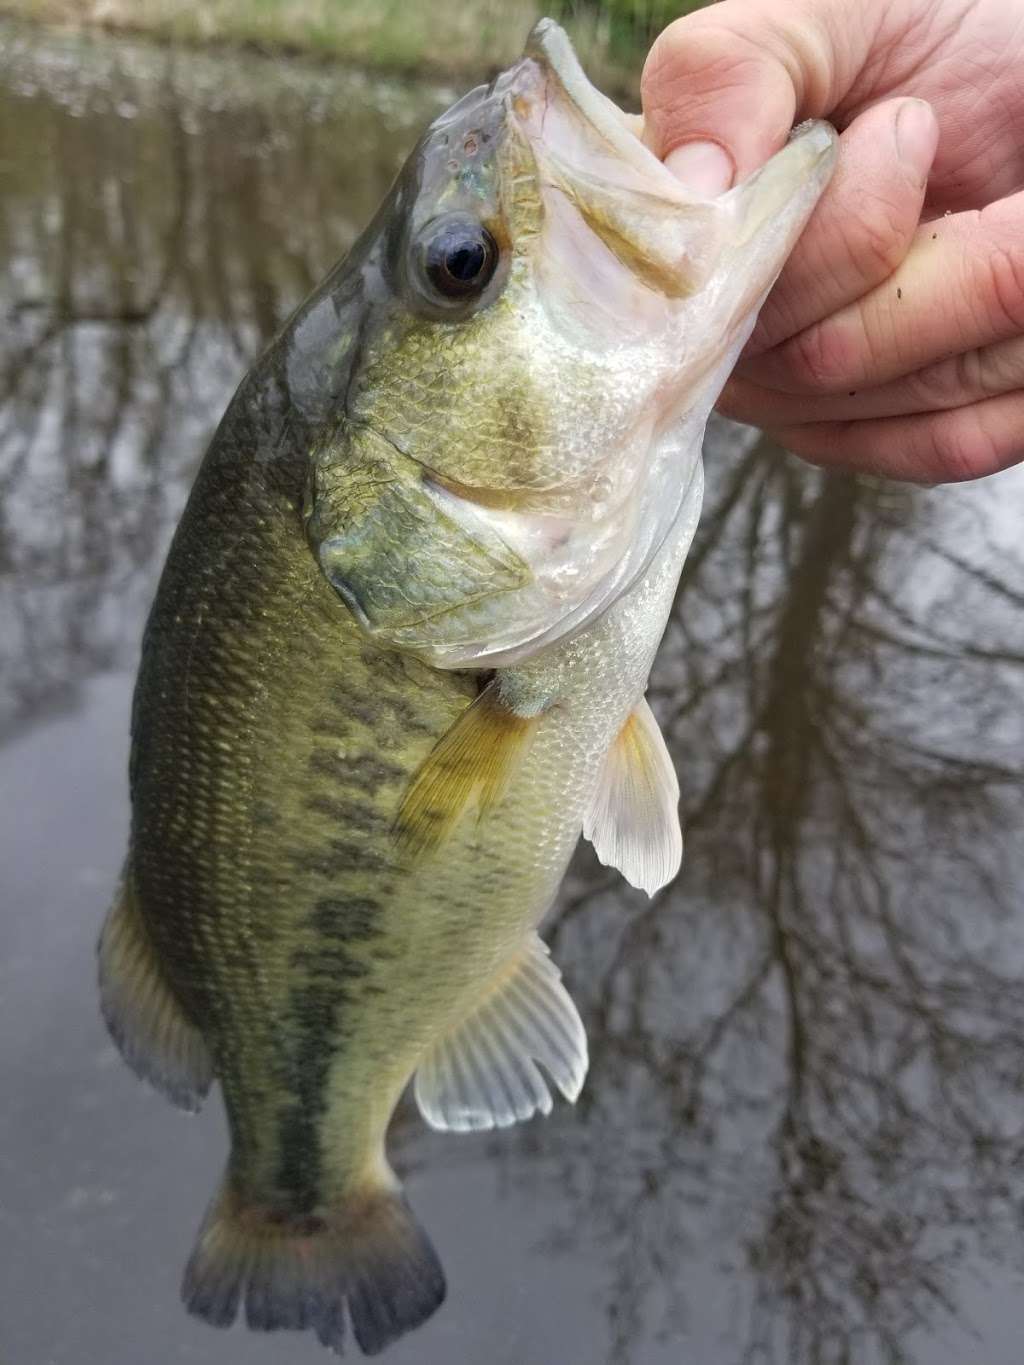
[395,682,537,858]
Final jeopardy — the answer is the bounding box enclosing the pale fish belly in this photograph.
[316,470,703,1168]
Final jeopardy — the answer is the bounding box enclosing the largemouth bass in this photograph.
[98,19,836,1356]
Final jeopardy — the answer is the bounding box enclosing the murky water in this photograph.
[2,19,1023,1365]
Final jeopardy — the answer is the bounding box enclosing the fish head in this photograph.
[305,19,837,668]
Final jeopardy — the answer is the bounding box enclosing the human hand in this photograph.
[642,0,1024,482]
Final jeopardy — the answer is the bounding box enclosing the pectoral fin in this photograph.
[394,682,538,858]
[583,698,682,896]
[414,933,588,1132]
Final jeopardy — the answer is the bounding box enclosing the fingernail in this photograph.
[894,99,938,186]
[665,140,734,196]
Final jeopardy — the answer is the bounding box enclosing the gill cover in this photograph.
[307,423,530,646]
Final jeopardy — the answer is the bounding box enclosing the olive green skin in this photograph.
[129,405,463,1209]
[106,33,844,1357]
[122,37,837,1231]
[127,344,682,1216]
[127,88,503,1211]
[123,65,666,1215]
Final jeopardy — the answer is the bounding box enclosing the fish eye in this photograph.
[420,215,499,302]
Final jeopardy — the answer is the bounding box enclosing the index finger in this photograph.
[739,192,1024,395]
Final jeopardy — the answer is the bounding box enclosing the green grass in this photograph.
[0,0,708,91]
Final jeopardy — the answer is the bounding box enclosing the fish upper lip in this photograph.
[518,20,690,202]
[357,420,583,516]
[420,466,583,516]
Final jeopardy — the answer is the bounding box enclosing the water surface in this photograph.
[2,21,1023,1365]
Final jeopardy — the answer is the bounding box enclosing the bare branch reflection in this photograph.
[0,22,445,739]
[522,435,1024,1364]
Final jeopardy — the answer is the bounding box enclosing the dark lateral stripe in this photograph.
[287,838,390,878]
[311,896,380,933]
[304,792,389,834]
[308,748,406,789]
[325,688,388,729]
[383,693,444,738]
[274,895,384,1208]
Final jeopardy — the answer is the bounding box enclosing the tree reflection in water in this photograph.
[529,441,1024,1364]
[0,21,446,738]
[2,21,1022,1365]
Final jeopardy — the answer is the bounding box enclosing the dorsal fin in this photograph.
[97,869,214,1111]
[583,698,682,896]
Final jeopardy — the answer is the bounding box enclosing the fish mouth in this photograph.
[420,463,620,521]
[510,21,836,303]
[519,19,835,207]
[365,420,590,517]
[510,19,692,208]
[519,20,680,194]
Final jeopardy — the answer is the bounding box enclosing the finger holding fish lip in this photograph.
[718,135,1024,463]
[735,190,1024,397]
[742,96,938,358]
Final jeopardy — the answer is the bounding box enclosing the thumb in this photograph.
[641,0,869,194]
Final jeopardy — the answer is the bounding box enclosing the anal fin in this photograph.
[97,868,213,1111]
[414,933,588,1132]
[583,697,682,896]
[395,680,537,858]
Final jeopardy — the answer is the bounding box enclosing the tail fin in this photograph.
[182,1173,446,1356]
[97,869,213,1111]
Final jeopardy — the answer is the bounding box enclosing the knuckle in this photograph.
[951,347,989,398]
[643,23,745,99]
[977,340,1024,395]
[639,28,680,111]
[786,322,852,391]
[905,358,954,408]
[908,342,1024,409]
[845,192,906,283]
[981,241,1024,335]
[641,24,787,140]
[642,25,721,115]
[928,411,1004,483]
[748,291,799,355]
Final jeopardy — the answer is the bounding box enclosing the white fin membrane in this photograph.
[583,697,683,896]
[414,934,588,1132]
